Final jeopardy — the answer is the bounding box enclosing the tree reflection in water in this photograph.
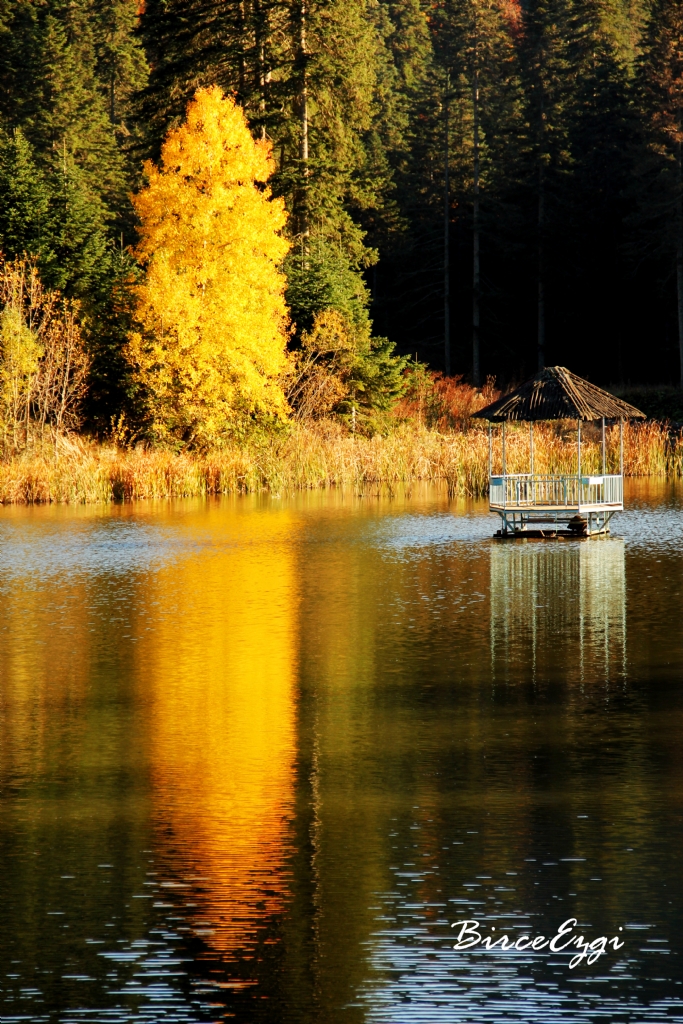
[136,507,300,961]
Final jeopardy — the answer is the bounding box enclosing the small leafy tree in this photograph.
[127,86,291,446]
[0,258,90,450]
[0,306,43,448]
[287,309,408,430]
[394,367,499,430]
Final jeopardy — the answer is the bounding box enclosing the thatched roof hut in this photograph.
[473,366,645,422]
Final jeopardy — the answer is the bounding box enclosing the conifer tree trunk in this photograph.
[472,66,481,388]
[238,1,247,100]
[444,87,451,376]
[678,139,683,389]
[538,162,546,371]
[254,0,269,140]
[298,0,309,238]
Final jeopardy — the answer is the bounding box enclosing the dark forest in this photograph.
[1,0,683,424]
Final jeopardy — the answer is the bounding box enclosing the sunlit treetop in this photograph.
[128,86,290,445]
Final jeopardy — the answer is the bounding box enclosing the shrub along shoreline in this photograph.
[0,419,681,505]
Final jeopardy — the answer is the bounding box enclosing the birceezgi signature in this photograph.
[451,918,625,969]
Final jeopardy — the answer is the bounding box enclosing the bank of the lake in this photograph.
[1,419,682,504]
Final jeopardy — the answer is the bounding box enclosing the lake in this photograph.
[0,481,682,1023]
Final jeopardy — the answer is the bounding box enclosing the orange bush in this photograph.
[393,367,500,429]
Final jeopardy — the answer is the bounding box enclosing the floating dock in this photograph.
[472,366,645,539]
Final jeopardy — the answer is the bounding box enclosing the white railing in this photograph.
[489,474,623,509]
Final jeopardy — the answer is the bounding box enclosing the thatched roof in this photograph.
[472,366,646,422]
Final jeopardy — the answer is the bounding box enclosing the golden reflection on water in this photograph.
[133,504,299,959]
[1,489,683,1023]
[0,578,89,779]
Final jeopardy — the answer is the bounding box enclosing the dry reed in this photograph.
[0,419,681,504]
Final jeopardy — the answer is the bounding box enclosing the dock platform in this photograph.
[489,473,622,536]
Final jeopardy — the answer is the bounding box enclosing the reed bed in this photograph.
[0,419,681,504]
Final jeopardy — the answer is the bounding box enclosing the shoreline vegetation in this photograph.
[1,419,682,505]
[3,87,683,512]
[5,4,683,527]
[2,111,683,511]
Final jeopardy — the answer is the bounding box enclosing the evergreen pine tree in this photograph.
[0,1,146,274]
[41,151,110,297]
[0,129,50,260]
[435,0,523,383]
[517,0,577,370]
[91,0,148,127]
[137,0,267,152]
[516,0,640,378]
[633,0,683,387]
[0,0,149,429]
[377,0,522,379]
[367,4,441,364]
[29,9,127,218]
[563,0,636,381]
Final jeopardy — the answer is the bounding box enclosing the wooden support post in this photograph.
[502,421,506,475]
[577,418,582,479]
[602,416,606,476]
[530,422,534,476]
[488,421,492,477]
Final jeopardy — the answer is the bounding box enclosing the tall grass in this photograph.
[0,419,681,504]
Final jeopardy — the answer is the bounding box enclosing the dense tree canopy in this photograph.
[2,0,683,419]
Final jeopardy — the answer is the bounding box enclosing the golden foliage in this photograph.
[0,258,89,452]
[127,86,291,446]
[286,310,354,419]
[286,309,408,428]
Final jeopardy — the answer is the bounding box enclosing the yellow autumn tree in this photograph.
[127,86,290,445]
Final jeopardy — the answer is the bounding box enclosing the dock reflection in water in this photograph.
[490,538,627,685]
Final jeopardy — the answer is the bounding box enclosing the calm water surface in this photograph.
[0,482,682,1023]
